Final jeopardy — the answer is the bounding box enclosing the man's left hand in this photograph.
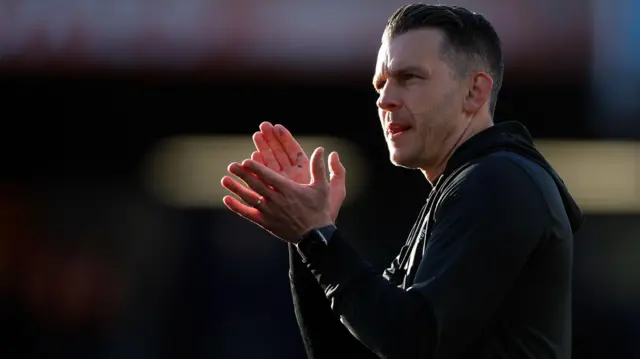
[222,147,334,243]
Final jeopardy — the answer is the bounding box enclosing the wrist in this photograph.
[295,224,337,263]
[292,219,334,244]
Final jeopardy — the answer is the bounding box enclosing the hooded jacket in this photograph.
[289,121,584,359]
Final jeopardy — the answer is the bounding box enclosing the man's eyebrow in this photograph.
[373,65,429,88]
[390,65,426,74]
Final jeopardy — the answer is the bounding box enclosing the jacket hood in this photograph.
[443,121,584,233]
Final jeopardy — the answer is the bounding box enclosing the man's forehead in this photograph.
[376,28,444,71]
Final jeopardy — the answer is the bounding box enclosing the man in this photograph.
[221,4,583,359]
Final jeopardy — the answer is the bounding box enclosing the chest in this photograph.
[400,209,434,289]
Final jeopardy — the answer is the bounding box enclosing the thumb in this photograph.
[310,147,327,187]
[328,151,347,222]
[328,151,346,185]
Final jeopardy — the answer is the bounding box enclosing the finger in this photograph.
[242,159,293,190]
[228,162,276,199]
[260,122,292,168]
[221,176,262,207]
[223,195,262,223]
[328,151,347,204]
[273,124,309,168]
[241,154,278,191]
[310,147,328,187]
[251,151,265,165]
[253,132,280,171]
[328,151,346,184]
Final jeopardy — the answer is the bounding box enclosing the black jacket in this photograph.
[289,121,584,359]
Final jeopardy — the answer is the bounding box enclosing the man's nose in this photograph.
[376,85,401,112]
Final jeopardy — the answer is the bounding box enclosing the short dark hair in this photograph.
[384,4,504,115]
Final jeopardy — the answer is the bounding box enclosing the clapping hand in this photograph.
[221,122,347,242]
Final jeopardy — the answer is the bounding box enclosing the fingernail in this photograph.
[275,124,284,136]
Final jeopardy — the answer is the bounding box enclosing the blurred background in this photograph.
[0,0,639,358]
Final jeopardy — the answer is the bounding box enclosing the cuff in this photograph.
[298,228,373,292]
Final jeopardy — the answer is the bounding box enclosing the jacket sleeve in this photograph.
[296,157,551,359]
[288,244,378,359]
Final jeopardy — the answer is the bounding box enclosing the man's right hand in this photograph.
[250,122,347,222]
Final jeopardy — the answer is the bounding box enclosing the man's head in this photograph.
[373,4,503,171]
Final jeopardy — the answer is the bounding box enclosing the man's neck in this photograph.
[420,117,493,185]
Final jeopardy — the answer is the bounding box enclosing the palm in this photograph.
[281,161,311,185]
[251,123,346,221]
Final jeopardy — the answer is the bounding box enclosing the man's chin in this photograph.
[389,151,420,169]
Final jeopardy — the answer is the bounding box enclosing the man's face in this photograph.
[373,29,468,169]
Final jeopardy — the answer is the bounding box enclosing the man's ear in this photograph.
[463,72,493,113]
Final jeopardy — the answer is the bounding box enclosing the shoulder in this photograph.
[437,152,551,220]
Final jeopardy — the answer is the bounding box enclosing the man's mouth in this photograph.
[388,123,412,137]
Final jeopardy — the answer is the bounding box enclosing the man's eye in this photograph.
[402,74,419,80]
